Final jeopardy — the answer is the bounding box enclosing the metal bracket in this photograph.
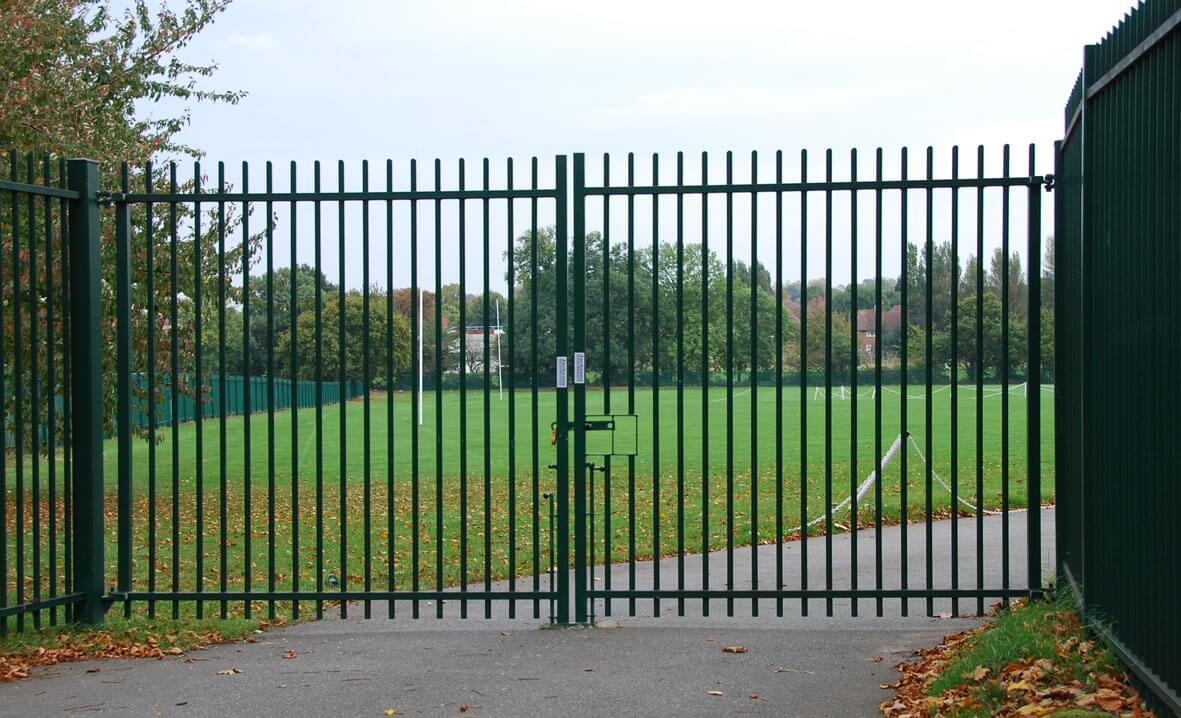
[1042,174,1056,192]
[583,413,638,457]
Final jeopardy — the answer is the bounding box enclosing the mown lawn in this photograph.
[3,384,1054,620]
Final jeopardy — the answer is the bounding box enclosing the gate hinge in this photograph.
[1042,174,1055,192]
[96,191,123,206]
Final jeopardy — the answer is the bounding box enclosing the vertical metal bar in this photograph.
[385,159,394,620]
[266,161,277,621]
[459,159,468,619]
[11,156,26,628]
[194,161,205,619]
[775,150,784,618]
[507,157,517,619]
[482,158,492,619]
[573,153,588,624]
[242,161,253,619]
[649,152,660,619]
[410,159,420,619]
[676,151,686,617]
[314,161,325,620]
[799,149,809,618]
[699,151,710,618]
[66,158,104,625]
[45,156,59,625]
[849,148,859,618]
[899,147,909,617]
[291,160,301,620]
[749,151,759,618]
[434,159,444,620]
[28,155,42,628]
[874,147,884,618]
[60,156,72,622]
[146,160,158,619]
[115,165,133,615]
[1,156,9,630]
[924,147,934,617]
[554,154,570,625]
[0,156,9,630]
[218,162,228,619]
[530,157,539,620]
[824,149,834,617]
[950,146,960,618]
[169,162,181,620]
[1001,145,1011,603]
[362,161,372,619]
[337,160,348,619]
[975,146,985,616]
[725,151,734,618]
[626,153,636,617]
[335,161,347,618]
[1026,145,1042,598]
[600,154,611,616]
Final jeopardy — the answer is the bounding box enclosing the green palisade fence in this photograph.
[0,5,1175,709]
[126,374,362,429]
[1056,0,1181,713]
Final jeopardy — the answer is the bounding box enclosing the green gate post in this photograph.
[1026,153,1042,600]
[68,158,106,625]
[554,155,571,625]
[572,154,588,623]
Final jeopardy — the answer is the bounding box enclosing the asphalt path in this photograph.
[0,508,1055,717]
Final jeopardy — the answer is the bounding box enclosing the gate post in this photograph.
[67,158,106,625]
[554,155,571,624]
[1026,160,1042,599]
[572,154,588,623]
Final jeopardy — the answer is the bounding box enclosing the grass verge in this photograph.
[0,615,270,681]
[881,589,1155,717]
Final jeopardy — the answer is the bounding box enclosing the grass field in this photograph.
[3,383,1054,620]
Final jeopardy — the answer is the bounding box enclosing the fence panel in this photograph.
[0,154,85,628]
[103,156,567,624]
[1057,1,1181,712]
[572,148,1050,622]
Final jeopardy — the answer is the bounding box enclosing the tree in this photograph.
[804,302,853,378]
[507,227,560,382]
[1,0,244,440]
[946,292,1028,378]
[391,286,438,374]
[244,265,335,377]
[986,247,1028,325]
[281,289,411,382]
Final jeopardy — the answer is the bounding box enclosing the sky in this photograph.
[145,0,1136,294]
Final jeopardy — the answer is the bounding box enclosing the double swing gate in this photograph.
[0,146,1051,629]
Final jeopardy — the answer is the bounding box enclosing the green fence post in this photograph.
[572,153,587,624]
[554,154,570,625]
[68,158,105,625]
[114,167,132,610]
[1026,148,1042,599]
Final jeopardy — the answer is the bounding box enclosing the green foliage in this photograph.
[0,0,243,160]
[1,0,242,443]
[281,289,411,381]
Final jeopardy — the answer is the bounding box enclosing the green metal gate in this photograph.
[2,147,1052,628]
[568,149,1050,622]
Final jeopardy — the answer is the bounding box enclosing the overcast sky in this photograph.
[151,0,1134,292]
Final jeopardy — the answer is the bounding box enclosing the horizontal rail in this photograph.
[102,189,560,204]
[108,590,558,602]
[0,178,80,200]
[0,593,85,619]
[1087,6,1181,101]
[584,176,1044,196]
[588,589,1036,600]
